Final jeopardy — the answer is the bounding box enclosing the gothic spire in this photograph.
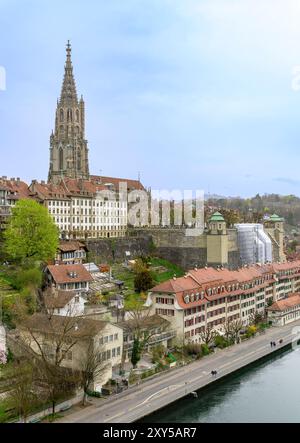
[60,40,78,104]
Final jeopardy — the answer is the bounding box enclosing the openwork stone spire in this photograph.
[48,42,90,183]
[60,41,78,104]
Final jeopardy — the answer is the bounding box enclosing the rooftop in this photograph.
[209,211,225,222]
[20,313,109,338]
[47,264,93,284]
[268,293,300,311]
[44,290,84,309]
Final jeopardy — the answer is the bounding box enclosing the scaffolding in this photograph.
[234,223,272,265]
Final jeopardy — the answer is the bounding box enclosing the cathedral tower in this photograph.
[48,41,90,183]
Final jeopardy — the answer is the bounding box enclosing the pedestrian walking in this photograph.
[270,342,273,348]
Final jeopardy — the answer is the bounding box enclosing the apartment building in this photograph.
[146,260,300,343]
[29,178,128,239]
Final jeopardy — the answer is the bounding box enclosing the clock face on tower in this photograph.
[48,41,90,184]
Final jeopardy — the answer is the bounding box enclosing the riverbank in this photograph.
[57,319,300,423]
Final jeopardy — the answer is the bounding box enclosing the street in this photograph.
[58,319,300,423]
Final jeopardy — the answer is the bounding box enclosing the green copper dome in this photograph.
[269,214,284,222]
[209,211,225,222]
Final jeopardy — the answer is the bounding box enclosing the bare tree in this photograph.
[17,309,93,415]
[223,318,243,343]
[249,311,264,326]
[199,324,217,345]
[6,359,38,423]
[78,340,109,406]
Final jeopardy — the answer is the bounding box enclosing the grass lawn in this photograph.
[149,257,184,283]
[112,257,184,293]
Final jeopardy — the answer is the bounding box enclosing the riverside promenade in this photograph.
[59,319,300,423]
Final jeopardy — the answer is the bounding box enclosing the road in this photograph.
[58,320,300,423]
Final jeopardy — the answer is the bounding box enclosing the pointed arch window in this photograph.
[59,148,64,171]
[76,110,80,122]
[77,151,81,171]
[60,109,64,122]
[67,109,73,122]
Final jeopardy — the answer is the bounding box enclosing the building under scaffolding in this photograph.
[234,223,273,265]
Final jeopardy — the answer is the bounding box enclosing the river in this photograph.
[140,347,300,423]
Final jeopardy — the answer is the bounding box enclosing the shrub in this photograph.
[214,334,230,349]
[246,325,257,338]
[201,344,211,356]
[151,344,165,363]
[183,343,202,357]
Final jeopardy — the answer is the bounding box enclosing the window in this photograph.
[109,335,113,342]
[114,333,118,341]
[112,348,116,358]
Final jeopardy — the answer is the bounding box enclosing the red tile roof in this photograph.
[150,261,300,309]
[47,264,93,284]
[268,293,300,311]
[90,175,145,191]
[0,178,31,200]
[30,181,70,200]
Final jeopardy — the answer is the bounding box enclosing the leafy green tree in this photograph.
[134,270,154,293]
[4,200,59,264]
[14,268,42,291]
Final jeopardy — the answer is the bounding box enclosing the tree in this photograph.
[124,298,168,368]
[134,270,154,293]
[131,338,142,369]
[79,340,108,406]
[4,199,59,264]
[223,319,243,343]
[6,360,38,423]
[199,324,216,345]
[249,311,264,326]
[133,258,154,293]
[18,311,87,416]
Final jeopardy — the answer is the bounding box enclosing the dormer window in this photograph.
[68,271,78,278]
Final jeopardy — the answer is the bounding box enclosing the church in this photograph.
[0,42,145,240]
[48,41,89,183]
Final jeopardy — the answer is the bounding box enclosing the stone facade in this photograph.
[48,41,89,184]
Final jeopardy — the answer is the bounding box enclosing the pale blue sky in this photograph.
[1,0,300,197]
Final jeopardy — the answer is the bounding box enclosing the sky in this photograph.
[1,0,300,198]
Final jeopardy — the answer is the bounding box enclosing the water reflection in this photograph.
[140,349,300,423]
